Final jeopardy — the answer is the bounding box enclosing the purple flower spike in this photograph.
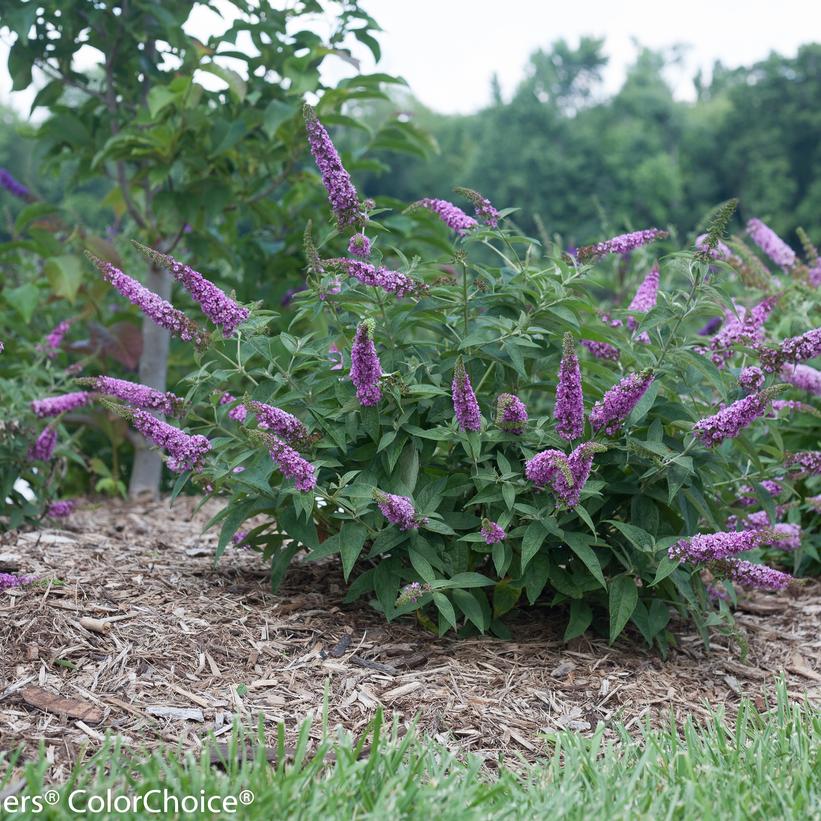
[709,297,777,368]
[32,392,90,418]
[759,327,821,373]
[47,500,75,518]
[737,366,765,392]
[590,371,654,436]
[495,393,527,434]
[220,393,248,422]
[692,388,777,447]
[481,519,506,545]
[578,228,668,260]
[785,451,821,477]
[455,187,500,228]
[131,409,211,473]
[87,376,184,417]
[350,319,382,407]
[331,258,419,299]
[373,490,426,530]
[555,333,584,441]
[780,363,821,396]
[133,243,249,337]
[626,264,660,328]
[669,530,768,563]
[28,427,57,461]
[413,198,478,235]
[581,339,620,361]
[304,104,361,227]
[525,442,604,508]
[0,168,32,201]
[348,233,371,259]
[41,319,73,357]
[248,401,309,444]
[452,357,481,432]
[695,234,734,261]
[268,435,317,492]
[86,252,207,347]
[0,572,34,590]
[734,480,782,507]
[746,218,796,269]
[698,316,723,336]
[727,559,792,591]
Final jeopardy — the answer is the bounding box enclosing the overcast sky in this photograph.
[1,0,819,117]
[359,0,821,112]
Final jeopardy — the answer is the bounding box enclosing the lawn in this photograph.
[2,684,819,820]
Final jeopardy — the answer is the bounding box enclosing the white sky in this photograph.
[1,0,819,117]
[359,0,821,112]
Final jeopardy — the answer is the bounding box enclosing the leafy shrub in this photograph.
[31,110,821,649]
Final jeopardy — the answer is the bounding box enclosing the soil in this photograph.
[1,496,819,781]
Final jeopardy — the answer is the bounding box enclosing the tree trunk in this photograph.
[128,264,171,499]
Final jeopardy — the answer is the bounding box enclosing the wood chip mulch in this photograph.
[1,496,819,781]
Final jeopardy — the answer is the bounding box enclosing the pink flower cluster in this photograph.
[708,297,776,368]
[481,519,506,545]
[759,327,821,372]
[578,228,667,259]
[692,389,774,447]
[27,427,57,461]
[495,393,527,434]
[332,258,419,299]
[139,245,249,337]
[780,363,821,396]
[737,366,765,391]
[746,218,796,269]
[669,530,767,563]
[304,105,361,227]
[554,333,584,441]
[87,253,207,347]
[32,392,90,418]
[131,410,211,473]
[525,442,604,508]
[373,490,426,530]
[452,357,481,432]
[626,265,659,338]
[47,500,75,518]
[220,393,247,422]
[0,572,34,590]
[734,480,782,507]
[90,376,184,417]
[267,435,316,492]
[695,233,735,261]
[249,401,309,444]
[785,451,821,477]
[414,198,478,235]
[41,320,72,357]
[581,339,620,361]
[351,320,382,406]
[590,371,654,436]
[348,233,371,259]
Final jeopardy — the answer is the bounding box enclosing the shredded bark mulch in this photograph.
[1,496,819,780]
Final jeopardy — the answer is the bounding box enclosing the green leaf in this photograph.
[609,575,638,643]
[435,572,495,589]
[564,600,593,641]
[563,533,605,588]
[652,553,680,586]
[200,63,247,101]
[432,592,456,630]
[523,554,550,604]
[452,588,489,631]
[339,523,368,581]
[520,521,548,573]
[408,547,436,584]
[607,520,654,552]
[44,255,84,303]
[3,282,39,323]
[492,581,521,617]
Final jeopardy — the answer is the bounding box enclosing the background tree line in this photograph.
[351,38,821,246]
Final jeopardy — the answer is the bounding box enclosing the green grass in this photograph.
[2,683,818,820]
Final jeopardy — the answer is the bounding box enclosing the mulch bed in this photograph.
[1,496,819,781]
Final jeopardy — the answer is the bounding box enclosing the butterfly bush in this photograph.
[40,110,816,646]
[746,218,796,269]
